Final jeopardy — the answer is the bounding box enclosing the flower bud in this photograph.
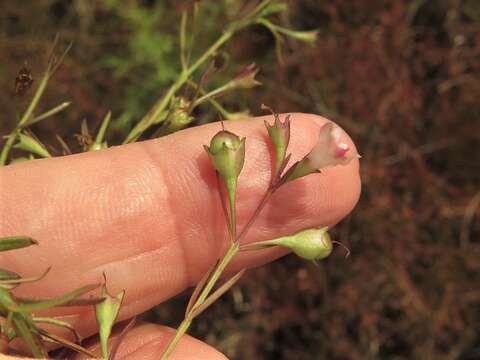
[155,97,194,136]
[285,227,333,261]
[231,63,261,89]
[263,104,290,179]
[204,130,246,182]
[284,122,359,183]
[205,129,246,238]
[95,281,125,359]
[245,227,333,261]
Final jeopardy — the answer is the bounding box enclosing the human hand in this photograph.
[0,113,360,359]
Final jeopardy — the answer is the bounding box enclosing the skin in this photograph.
[0,113,360,359]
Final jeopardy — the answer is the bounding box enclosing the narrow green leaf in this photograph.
[7,283,100,312]
[90,111,112,151]
[0,287,18,311]
[186,260,219,317]
[0,236,38,252]
[0,267,50,286]
[12,313,47,358]
[0,269,21,281]
[25,101,71,127]
[257,2,287,17]
[275,26,318,43]
[13,295,105,307]
[13,133,51,158]
[190,269,245,319]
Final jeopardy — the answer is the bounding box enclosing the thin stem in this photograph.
[186,79,235,119]
[94,111,112,145]
[160,183,276,358]
[216,173,233,241]
[160,318,192,360]
[0,70,50,165]
[160,183,279,359]
[160,242,240,359]
[192,81,235,107]
[123,31,234,144]
[180,10,188,70]
[225,178,238,240]
[236,186,275,243]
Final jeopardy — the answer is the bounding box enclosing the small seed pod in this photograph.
[286,227,333,261]
[263,104,291,179]
[243,227,334,261]
[205,129,246,238]
[204,130,246,183]
[95,277,125,359]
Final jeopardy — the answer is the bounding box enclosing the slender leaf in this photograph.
[7,283,100,312]
[12,313,47,358]
[190,269,245,318]
[0,267,50,286]
[25,101,71,127]
[14,132,51,158]
[0,236,38,252]
[186,260,219,317]
[0,268,20,281]
[257,2,287,17]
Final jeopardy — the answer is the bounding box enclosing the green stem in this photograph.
[124,30,234,144]
[225,177,237,240]
[160,242,239,360]
[236,186,275,243]
[0,71,50,165]
[94,111,112,145]
[160,318,192,360]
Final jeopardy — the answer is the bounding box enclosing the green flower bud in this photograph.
[158,97,194,136]
[262,104,291,179]
[286,227,333,261]
[231,63,261,89]
[204,130,246,182]
[204,130,246,238]
[95,280,125,359]
[245,227,333,261]
[283,122,358,183]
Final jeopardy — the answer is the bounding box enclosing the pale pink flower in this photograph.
[307,123,358,169]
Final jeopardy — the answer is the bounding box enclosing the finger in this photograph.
[0,113,360,338]
[75,322,227,360]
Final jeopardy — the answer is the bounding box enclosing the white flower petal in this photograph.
[307,122,357,170]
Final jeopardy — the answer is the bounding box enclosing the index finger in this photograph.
[0,113,360,340]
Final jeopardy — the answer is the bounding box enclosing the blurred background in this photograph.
[1,0,479,359]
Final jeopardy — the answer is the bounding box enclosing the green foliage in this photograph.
[102,1,227,134]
